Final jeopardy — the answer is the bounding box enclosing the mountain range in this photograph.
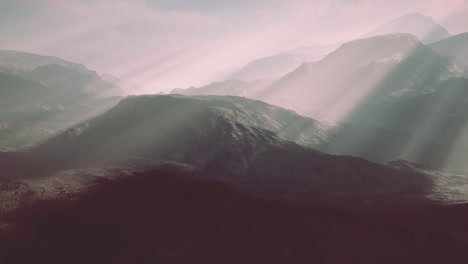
[174,33,466,115]
[1,12,468,263]
[215,12,452,83]
[33,95,431,202]
[171,32,468,172]
[363,12,451,43]
[227,43,340,81]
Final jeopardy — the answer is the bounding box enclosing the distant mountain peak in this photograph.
[0,50,88,74]
[400,12,433,19]
[351,33,422,47]
[316,33,425,69]
[364,12,451,43]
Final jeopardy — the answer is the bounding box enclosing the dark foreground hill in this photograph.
[1,170,467,264]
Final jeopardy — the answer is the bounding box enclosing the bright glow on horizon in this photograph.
[0,0,467,93]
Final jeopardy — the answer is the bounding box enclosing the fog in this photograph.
[1,0,467,93]
[3,2,468,261]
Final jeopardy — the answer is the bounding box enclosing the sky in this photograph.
[1,0,467,93]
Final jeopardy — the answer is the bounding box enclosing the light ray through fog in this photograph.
[435,78,468,172]
[328,40,467,169]
[324,27,452,123]
[0,0,468,173]
[394,77,464,162]
[443,122,468,173]
[251,33,425,122]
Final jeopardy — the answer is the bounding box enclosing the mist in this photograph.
[1,0,467,93]
[2,1,468,263]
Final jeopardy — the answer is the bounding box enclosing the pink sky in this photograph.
[1,0,467,93]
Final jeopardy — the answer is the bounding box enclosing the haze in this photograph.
[1,0,467,93]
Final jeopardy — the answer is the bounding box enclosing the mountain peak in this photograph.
[0,49,89,75]
[356,33,421,45]
[400,12,432,19]
[364,13,450,43]
[318,33,425,69]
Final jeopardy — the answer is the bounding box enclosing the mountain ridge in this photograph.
[428,32,468,66]
[363,12,451,43]
[0,51,125,150]
[33,94,432,201]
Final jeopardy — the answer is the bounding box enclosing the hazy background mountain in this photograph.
[171,79,276,98]
[0,50,87,74]
[428,33,468,66]
[227,43,340,81]
[225,12,452,84]
[258,34,466,118]
[3,0,466,93]
[363,13,451,43]
[0,50,124,150]
[0,50,124,107]
[175,33,466,118]
[1,5,468,262]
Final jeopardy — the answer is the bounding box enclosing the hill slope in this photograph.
[1,170,467,264]
[35,95,431,201]
[227,43,340,81]
[175,34,466,120]
[0,51,124,150]
[364,13,451,43]
[428,32,468,66]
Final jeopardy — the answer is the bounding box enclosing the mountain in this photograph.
[224,12,451,82]
[346,77,468,132]
[227,44,340,81]
[364,13,451,43]
[171,79,276,98]
[256,34,468,171]
[175,34,466,119]
[35,94,430,201]
[0,50,124,101]
[170,34,468,171]
[344,77,468,171]
[0,95,122,151]
[229,53,307,81]
[100,73,145,95]
[0,50,87,74]
[428,33,468,66]
[28,64,123,98]
[241,34,465,119]
[100,73,121,85]
[2,169,468,264]
[139,93,429,165]
[0,51,125,150]
[165,92,468,172]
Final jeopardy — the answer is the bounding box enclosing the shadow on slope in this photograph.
[30,95,433,202]
[0,170,467,264]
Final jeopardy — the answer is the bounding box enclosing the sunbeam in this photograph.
[2,1,468,262]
